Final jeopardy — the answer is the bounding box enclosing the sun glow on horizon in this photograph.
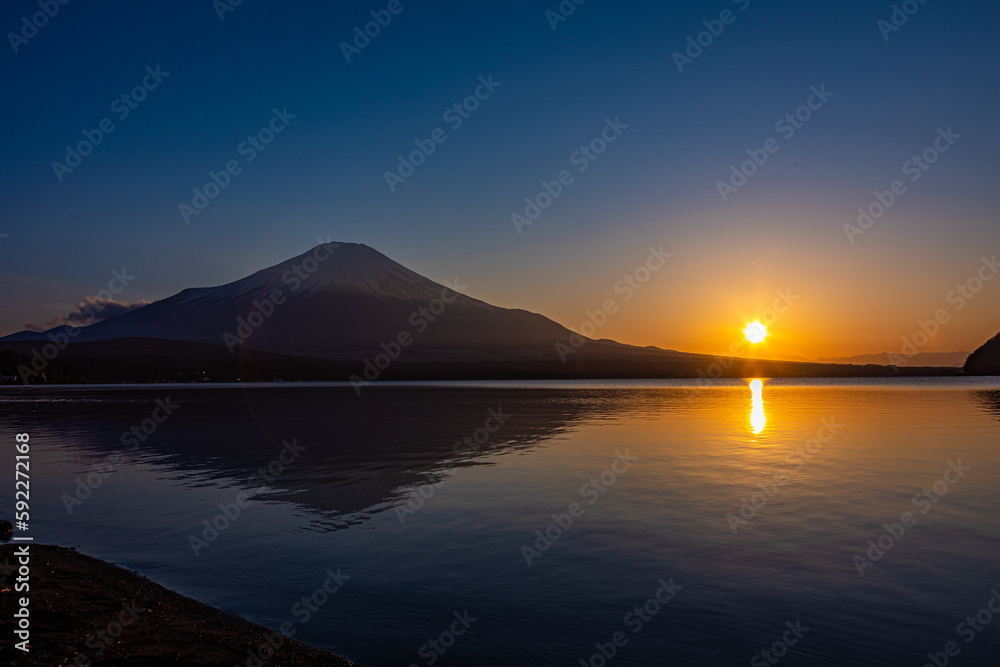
[744,321,768,344]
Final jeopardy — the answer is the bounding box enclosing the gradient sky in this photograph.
[2,0,999,358]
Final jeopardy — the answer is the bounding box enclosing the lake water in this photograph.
[3,378,1000,666]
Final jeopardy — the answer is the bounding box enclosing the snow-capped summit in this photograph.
[179,243,482,307]
[2,242,570,357]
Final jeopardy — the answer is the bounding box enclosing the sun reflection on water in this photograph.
[749,379,766,435]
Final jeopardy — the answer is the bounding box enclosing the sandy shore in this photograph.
[0,544,356,666]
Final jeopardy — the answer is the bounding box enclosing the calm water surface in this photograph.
[2,378,999,666]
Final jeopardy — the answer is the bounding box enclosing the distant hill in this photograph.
[964,331,1000,375]
[0,337,963,384]
[813,351,970,368]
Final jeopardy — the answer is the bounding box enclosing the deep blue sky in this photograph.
[2,0,999,356]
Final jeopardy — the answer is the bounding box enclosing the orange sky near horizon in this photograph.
[576,251,999,359]
[445,205,1000,360]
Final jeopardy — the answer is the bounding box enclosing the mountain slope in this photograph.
[964,331,1000,375]
[1,243,579,357]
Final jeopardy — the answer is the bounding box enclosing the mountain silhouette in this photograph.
[2,243,577,357]
[964,331,1000,375]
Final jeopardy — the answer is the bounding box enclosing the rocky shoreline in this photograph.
[0,544,356,666]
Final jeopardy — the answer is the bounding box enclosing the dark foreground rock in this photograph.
[964,331,1000,375]
[0,544,356,666]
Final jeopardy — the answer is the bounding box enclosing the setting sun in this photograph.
[744,321,768,344]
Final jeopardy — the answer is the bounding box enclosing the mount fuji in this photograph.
[2,242,580,357]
